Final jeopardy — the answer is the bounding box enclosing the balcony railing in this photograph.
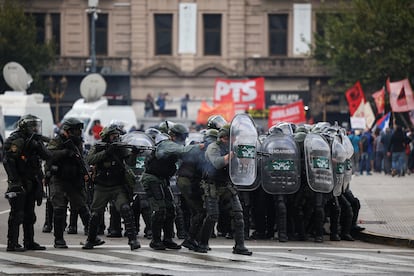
[245,57,331,77]
[47,57,131,74]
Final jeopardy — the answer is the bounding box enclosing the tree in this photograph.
[0,0,55,93]
[313,0,414,94]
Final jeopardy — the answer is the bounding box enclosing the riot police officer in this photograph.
[82,125,141,250]
[142,123,198,250]
[46,118,91,248]
[197,125,252,255]
[178,129,217,250]
[3,114,51,251]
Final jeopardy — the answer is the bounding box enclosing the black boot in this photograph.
[120,204,141,251]
[149,212,166,250]
[7,217,25,252]
[23,223,46,250]
[83,212,105,249]
[232,215,252,256]
[67,209,78,234]
[54,208,68,249]
[163,211,181,249]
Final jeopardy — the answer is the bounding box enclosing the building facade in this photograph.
[19,0,349,122]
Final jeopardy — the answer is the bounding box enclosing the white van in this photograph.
[63,97,137,149]
[0,91,54,138]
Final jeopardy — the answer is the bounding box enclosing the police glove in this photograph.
[5,184,25,199]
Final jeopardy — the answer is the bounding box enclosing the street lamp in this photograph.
[87,0,99,73]
[48,76,67,123]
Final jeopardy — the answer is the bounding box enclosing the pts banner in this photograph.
[214,77,265,112]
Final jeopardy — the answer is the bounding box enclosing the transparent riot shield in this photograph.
[332,135,347,196]
[341,134,354,191]
[304,133,334,193]
[261,132,301,195]
[229,113,259,191]
[122,131,155,194]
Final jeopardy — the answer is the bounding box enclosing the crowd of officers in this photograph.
[3,113,365,256]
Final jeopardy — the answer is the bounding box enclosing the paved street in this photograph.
[0,160,414,274]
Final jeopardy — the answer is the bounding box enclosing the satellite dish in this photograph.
[80,73,107,102]
[2,62,33,91]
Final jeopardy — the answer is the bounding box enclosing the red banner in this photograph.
[267,100,306,128]
[196,101,235,125]
[345,81,365,116]
[372,87,385,114]
[386,78,414,113]
[214,77,265,112]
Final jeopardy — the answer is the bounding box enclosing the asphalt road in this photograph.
[1,166,414,275]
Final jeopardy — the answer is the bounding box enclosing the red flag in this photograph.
[386,78,414,112]
[267,100,306,128]
[371,88,385,114]
[345,81,365,116]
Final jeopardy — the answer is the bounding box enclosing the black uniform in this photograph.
[3,116,51,251]
[47,132,91,248]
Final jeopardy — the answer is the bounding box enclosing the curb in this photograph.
[355,231,414,248]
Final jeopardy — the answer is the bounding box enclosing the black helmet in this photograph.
[100,125,120,142]
[61,117,84,132]
[18,114,42,134]
[207,115,227,130]
[168,123,189,142]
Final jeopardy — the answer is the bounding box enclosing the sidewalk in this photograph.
[350,172,414,248]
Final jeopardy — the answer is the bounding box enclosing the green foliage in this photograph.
[313,0,414,93]
[0,0,55,93]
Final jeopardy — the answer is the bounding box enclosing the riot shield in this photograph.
[122,131,155,194]
[229,113,259,191]
[261,132,301,195]
[304,133,334,193]
[341,134,354,191]
[331,135,347,196]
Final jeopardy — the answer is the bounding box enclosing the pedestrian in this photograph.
[180,93,190,118]
[155,92,166,116]
[141,123,199,250]
[381,127,393,174]
[46,118,91,248]
[197,124,252,255]
[144,94,155,117]
[387,125,407,177]
[374,128,385,173]
[348,129,361,175]
[359,129,373,175]
[3,114,51,252]
[82,125,141,250]
[90,120,103,145]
